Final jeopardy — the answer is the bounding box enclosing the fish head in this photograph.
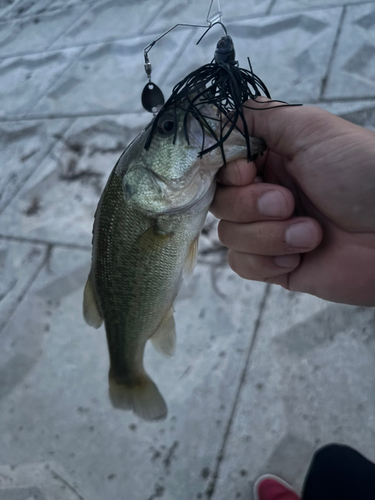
[121,101,261,215]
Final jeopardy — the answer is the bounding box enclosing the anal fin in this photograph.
[83,272,103,328]
[150,307,176,357]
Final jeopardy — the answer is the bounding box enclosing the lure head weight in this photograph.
[214,35,235,64]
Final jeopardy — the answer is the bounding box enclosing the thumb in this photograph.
[241,97,335,157]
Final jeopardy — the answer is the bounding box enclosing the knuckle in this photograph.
[217,221,229,246]
[227,249,236,271]
[228,251,263,282]
[253,223,270,243]
[233,160,246,185]
[234,187,256,222]
[209,199,220,218]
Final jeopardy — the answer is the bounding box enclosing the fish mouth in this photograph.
[186,104,220,152]
[186,104,251,164]
[122,103,253,217]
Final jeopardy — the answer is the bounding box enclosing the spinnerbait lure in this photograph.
[141,12,301,163]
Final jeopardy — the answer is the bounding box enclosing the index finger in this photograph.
[216,158,257,186]
[240,97,334,158]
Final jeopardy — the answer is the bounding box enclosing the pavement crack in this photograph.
[0,120,74,217]
[27,45,87,115]
[266,0,277,15]
[163,440,179,473]
[319,6,346,99]
[0,234,91,251]
[204,283,271,499]
[50,468,86,500]
[146,483,165,500]
[210,264,227,299]
[0,243,51,335]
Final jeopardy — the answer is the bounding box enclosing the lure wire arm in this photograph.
[143,0,225,82]
[141,4,228,115]
[143,22,226,82]
[206,0,222,25]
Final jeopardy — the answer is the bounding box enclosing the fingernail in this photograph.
[274,254,300,268]
[285,222,318,248]
[257,190,287,217]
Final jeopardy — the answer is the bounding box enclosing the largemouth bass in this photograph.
[83,103,266,420]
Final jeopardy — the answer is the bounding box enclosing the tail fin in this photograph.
[108,371,167,421]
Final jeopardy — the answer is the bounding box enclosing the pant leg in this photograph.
[302,443,375,500]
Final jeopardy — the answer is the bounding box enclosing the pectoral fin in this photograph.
[83,273,103,328]
[133,225,173,255]
[183,237,199,277]
[150,307,176,357]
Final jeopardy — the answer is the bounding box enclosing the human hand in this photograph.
[211,99,375,306]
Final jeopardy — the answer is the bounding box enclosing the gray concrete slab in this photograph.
[31,29,193,118]
[6,0,60,18]
[0,49,82,118]
[0,462,84,499]
[162,9,342,104]
[211,286,375,500]
[0,119,71,213]
[0,5,87,58]
[148,0,274,36]
[6,0,96,19]
[50,0,169,49]
[0,238,46,332]
[0,245,266,500]
[272,0,367,14]
[49,0,98,11]
[0,113,149,245]
[314,100,375,130]
[0,0,23,19]
[1,2,375,499]
[314,99,375,116]
[324,3,375,99]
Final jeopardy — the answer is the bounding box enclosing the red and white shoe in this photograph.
[253,474,301,500]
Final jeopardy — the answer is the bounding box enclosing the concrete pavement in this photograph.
[0,1,375,499]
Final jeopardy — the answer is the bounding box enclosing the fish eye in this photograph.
[156,114,176,136]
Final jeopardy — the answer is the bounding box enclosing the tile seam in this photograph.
[2,95,375,123]
[271,0,375,16]
[0,110,145,121]
[140,0,174,36]
[4,0,98,21]
[0,234,92,251]
[0,3,94,61]
[49,468,86,500]
[320,6,347,99]
[25,45,87,116]
[157,28,197,85]
[0,243,51,335]
[0,118,76,216]
[0,3,353,61]
[319,95,375,103]
[205,283,272,499]
[266,0,278,15]
[45,2,97,52]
